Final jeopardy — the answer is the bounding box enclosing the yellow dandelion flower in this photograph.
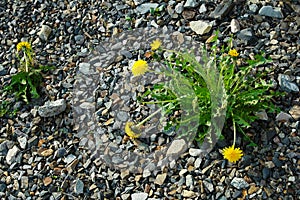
[17,41,31,52]
[221,145,243,163]
[228,49,239,57]
[125,121,141,139]
[131,60,148,76]
[150,39,161,51]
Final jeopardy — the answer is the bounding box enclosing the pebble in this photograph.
[166,139,186,156]
[199,4,207,14]
[190,20,212,35]
[136,3,159,14]
[75,34,85,45]
[175,3,184,14]
[17,136,27,149]
[38,99,66,117]
[237,28,258,44]
[230,19,240,33]
[154,173,167,185]
[74,179,84,194]
[278,74,299,93]
[131,192,148,200]
[6,145,20,165]
[182,190,196,198]
[209,0,235,19]
[203,180,214,193]
[259,6,283,19]
[184,0,198,8]
[38,25,52,41]
[275,111,292,122]
[289,105,300,120]
[230,177,249,189]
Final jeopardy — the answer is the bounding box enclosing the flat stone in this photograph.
[17,136,27,149]
[0,65,6,76]
[278,74,299,93]
[182,190,196,198]
[131,192,148,200]
[175,3,184,14]
[231,177,249,189]
[154,173,167,185]
[43,177,52,186]
[255,110,268,121]
[276,111,292,122]
[249,4,258,13]
[209,0,235,19]
[166,139,186,156]
[199,4,207,13]
[259,6,283,18]
[6,145,20,165]
[38,25,52,41]
[136,3,159,14]
[203,180,214,193]
[38,99,66,117]
[186,175,193,187]
[237,28,258,44]
[189,148,202,157]
[289,105,300,120]
[0,183,6,192]
[184,0,198,8]
[38,148,54,157]
[75,34,85,45]
[190,20,212,35]
[74,179,84,194]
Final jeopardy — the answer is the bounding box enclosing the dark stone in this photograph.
[0,183,6,192]
[272,157,283,168]
[56,148,67,158]
[209,0,235,19]
[281,137,290,145]
[237,28,258,45]
[262,167,270,179]
[232,190,242,198]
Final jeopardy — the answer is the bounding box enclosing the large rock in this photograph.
[38,99,66,117]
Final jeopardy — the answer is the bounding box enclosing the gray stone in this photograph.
[230,177,249,189]
[203,180,214,192]
[230,19,240,33]
[237,28,258,44]
[278,74,299,93]
[64,154,76,164]
[0,65,6,76]
[190,20,212,35]
[75,35,85,45]
[184,0,198,8]
[0,141,8,156]
[131,192,148,200]
[199,4,207,13]
[255,110,268,121]
[276,111,292,122]
[120,50,132,58]
[259,6,283,18]
[0,183,6,192]
[78,62,91,75]
[249,4,258,13]
[38,25,52,41]
[209,0,235,19]
[136,3,159,14]
[186,175,193,187]
[74,179,84,194]
[6,145,20,165]
[21,177,28,189]
[17,136,27,149]
[175,3,184,14]
[166,139,186,156]
[116,111,129,122]
[38,99,66,117]
[189,148,202,157]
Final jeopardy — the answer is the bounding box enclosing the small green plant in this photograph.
[4,41,53,103]
[0,101,9,117]
[125,34,281,163]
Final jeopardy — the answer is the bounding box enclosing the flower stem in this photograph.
[135,103,169,127]
[232,117,236,148]
[23,51,28,72]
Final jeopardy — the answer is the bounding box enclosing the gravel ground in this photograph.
[0,0,300,199]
